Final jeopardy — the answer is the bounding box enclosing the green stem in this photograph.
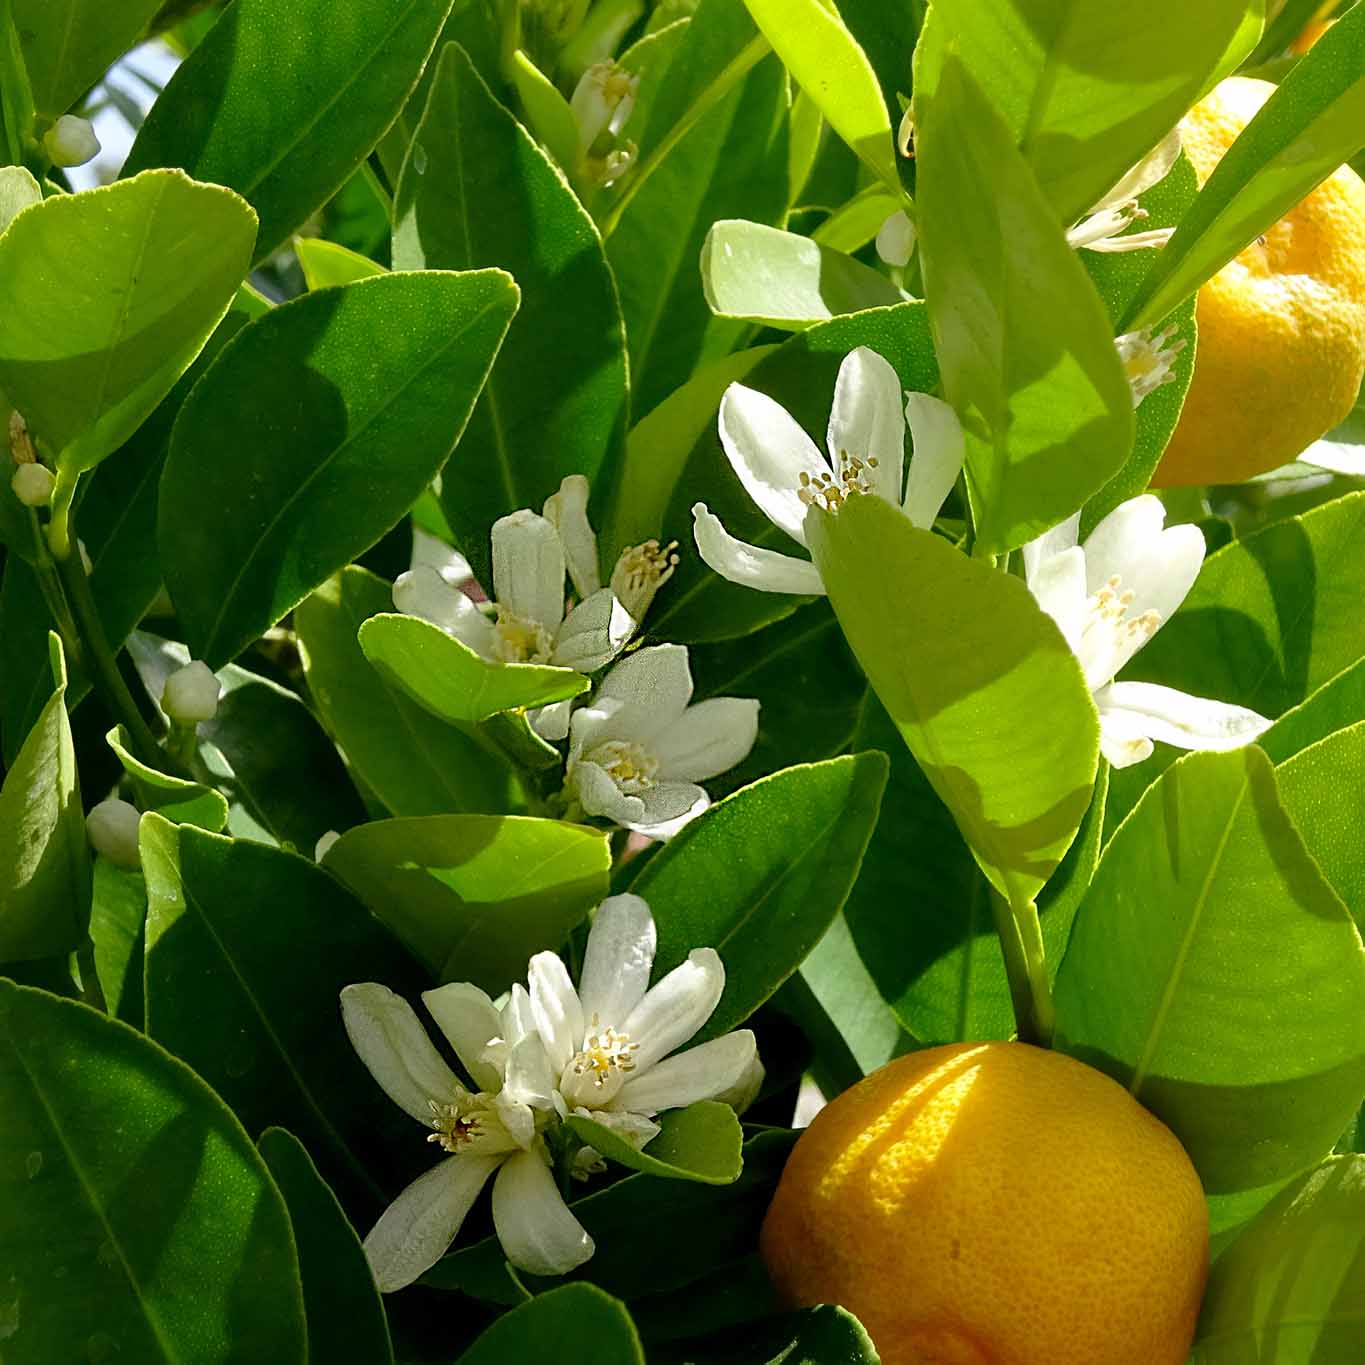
[27,509,83,664]
[989,889,1055,1046]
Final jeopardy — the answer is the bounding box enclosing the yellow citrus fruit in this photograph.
[760,1042,1208,1365]
[1153,77,1365,486]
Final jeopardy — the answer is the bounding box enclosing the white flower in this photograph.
[44,115,100,167]
[528,893,762,1169]
[876,210,917,268]
[1065,128,1181,254]
[1022,496,1271,768]
[1115,325,1186,407]
[570,61,638,151]
[11,462,54,507]
[86,798,141,869]
[564,644,758,838]
[161,660,222,724]
[341,981,592,1291]
[692,347,965,596]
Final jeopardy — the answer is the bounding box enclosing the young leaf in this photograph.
[632,753,889,1043]
[358,613,589,726]
[0,170,256,489]
[1054,747,1365,1194]
[1125,1,1365,332]
[295,238,386,290]
[159,270,517,668]
[0,978,307,1365]
[321,814,611,991]
[455,1284,644,1365]
[258,1128,395,1365]
[393,42,628,582]
[809,494,1099,909]
[914,55,1133,553]
[105,724,229,832]
[124,0,456,262]
[0,163,39,232]
[566,1100,743,1185]
[88,858,146,1027]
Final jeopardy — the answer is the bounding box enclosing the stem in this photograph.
[989,889,1054,1046]
[75,939,106,1013]
[27,509,82,664]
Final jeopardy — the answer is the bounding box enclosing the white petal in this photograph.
[1081,226,1175,254]
[492,1148,595,1277]
[692,502,825,596]
[569,644,694,749]
[578,894,657,1029]
[611,1029,758,1117]
[552,588,634,673]
[569,757,647,827]
[363,1154,501,1292]
[718,382,829,545]
[577,1107,660,1150]
[1097,682,1271,754]
[651,698,760,782]
[901,393,966,529]
[491,510,566,632]
[1097,707,1156,769]
[623,948,725,1072]
[501,1033,558,1117]
[529,698,573,742]
[875,210,916,267]
[624,782,711,839]
[1027,544,1087,655]
[1088,126,1182,214]
[713,1049,766,1114]
[421,983,502,1093]
[341,983,458,1125]
[393,568,496,658]
[827,347,905,504]
[1020,513,1081,585]
[542,474,600,599]
[528,951,584,1075]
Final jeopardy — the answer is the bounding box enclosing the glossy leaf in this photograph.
[657,1304,879,1365]
[0,170,256,486]
[456,1284,644,1365]
[124,0,456,261]
[0,163,38,231]
[810,494,1099,908]
[393,43,627,582]
[1055,747,1365,1194]
[295,238,386,290]
[295,568,522,818]
[632,754,888,1043]
[159,269,517,667]
[257,1128,395,1365]
[358,613,589,726]
[701,219,904,329]
[106,724,229,832]
[567,1101,743,1185]
[88,859,146,1027]
[139,816,431,1209]
[1125,2,1365,332]
[322,814,611,990]
[914,56,1133,553]
[0,978,307,1364]
[1260,656,1365,766]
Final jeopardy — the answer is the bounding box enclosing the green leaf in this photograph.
[139,815,432,1209]
[257,1127,395,1365]
[632,754,888,1043]
[358,613,589,726]
[427,1127,797,1303]
[567,1101,743,1185]
[655,1304,879,1365]
[508,48,581,173]
[0,164,39,232]
[1125,1,1365,332]
[295,238,386,290]
[1192,1155,1365,1363]
[321,814,611,990]
[88,858,145,1027]
[0,170,256,490]
[921,0,1261,225]
[13,0,163,117]
[1126,491,1365,717]
[159,269,517,668]
[0,978,307,1365]
[393,43,628,582]
[1260,656,1365,765]
[0,638,89,963]
[124,0,456,262]
[742,0,898,189]
[295,568,522,818]
[106,724,229,832]
[701,218,904,329]
[810,494,1099,907]
[914,55,1133,553]
[1054,747,1365,1194]
[455,1284,644,1365]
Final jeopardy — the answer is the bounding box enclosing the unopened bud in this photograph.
[570,61,639,150]
[8,411,35,464]
[11,462,54,507]
[162,660,222,724]
[876,211,917,268]
[314,830,340,862]
[86,799,142,869]
[44,115,101,168]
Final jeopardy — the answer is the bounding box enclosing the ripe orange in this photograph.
[761,1042,1208,1365]
[1153,78,1365,486]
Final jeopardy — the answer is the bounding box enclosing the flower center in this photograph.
[493,608,555,664]
[1115,324,1186,406]
[586,739,660,794]
[1080,573,1160,684]
[613,539,679,617]
[426,1090,504,1155]
[796,451,880,512]
[561,1015,640,1107]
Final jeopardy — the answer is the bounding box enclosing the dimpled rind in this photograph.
[760,1042,1208,1365]
[1154,78,1365,486]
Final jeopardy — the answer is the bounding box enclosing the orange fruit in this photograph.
[1153,77,1365,486]
[760,1042,1208,1365]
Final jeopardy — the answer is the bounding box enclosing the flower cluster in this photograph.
[344,894,761,1290]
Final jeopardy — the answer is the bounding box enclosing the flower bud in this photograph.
[44,115,101,168]
[876,210,917,268]
[314,830,340,862]
[11,462,54,507]
[86,799,142,869]
[162,660,222,724]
